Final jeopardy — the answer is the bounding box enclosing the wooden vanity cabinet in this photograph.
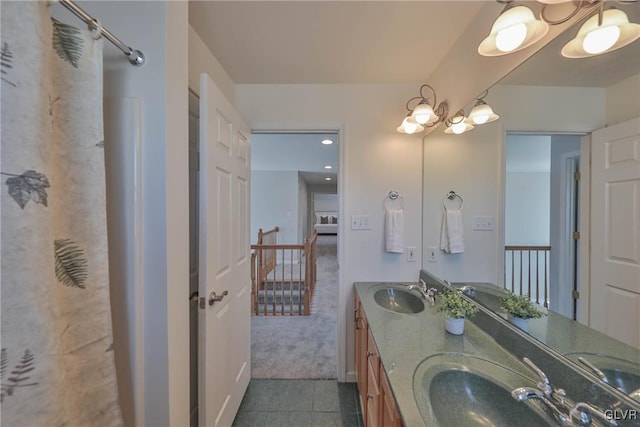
[355,293,403,427]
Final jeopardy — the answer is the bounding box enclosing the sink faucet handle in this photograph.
[425,288,437,304]
[523,357,553,396]
[570,402,619,427]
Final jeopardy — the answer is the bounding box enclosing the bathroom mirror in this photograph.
[422,2,640,402]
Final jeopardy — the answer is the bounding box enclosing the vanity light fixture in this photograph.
[396,114,425,134]
[467,91,500,125]
[444,111,475,135]
[478,2,549,56]
[561,6,640,58]
[397,84,448,134]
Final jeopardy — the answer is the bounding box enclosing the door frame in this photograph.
[498,130,591,325]
[250,126,346,381]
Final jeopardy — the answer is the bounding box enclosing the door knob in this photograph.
[208,290,229,306]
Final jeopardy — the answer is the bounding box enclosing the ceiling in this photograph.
[188,1,485,84]
[251,132,338,184]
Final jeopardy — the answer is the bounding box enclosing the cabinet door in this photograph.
[355,294,368,419]
[380,370,401,427]
[366,329,381,427]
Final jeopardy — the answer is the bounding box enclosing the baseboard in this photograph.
[344,370,356,383]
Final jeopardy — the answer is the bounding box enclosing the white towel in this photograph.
[440,209,464,254]
[385,207,404,253]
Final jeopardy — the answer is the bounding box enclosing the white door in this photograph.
[590,117,640,349]
[198,74,251,426]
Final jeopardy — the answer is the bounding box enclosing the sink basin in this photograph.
[373,287,425,314]
[565,352,640,401]
[414,353,555,426]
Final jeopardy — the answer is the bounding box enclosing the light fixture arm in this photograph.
[445,110,466,127]
[539,0,602,26]
[419,84,438,108]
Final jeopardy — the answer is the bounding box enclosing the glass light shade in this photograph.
[478,6,549,56]
[561,9,640,58]
[444,116,474,135]
[583,25,620,54]
[397,116,424,134]
[496,22,528,52]
[468,101,500,125]
[412,102,437,125]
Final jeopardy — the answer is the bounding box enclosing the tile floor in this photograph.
[232,379,363,427]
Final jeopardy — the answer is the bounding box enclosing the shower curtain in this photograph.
[1,2,123,425]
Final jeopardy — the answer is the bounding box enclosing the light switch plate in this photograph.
[351,214,371,230]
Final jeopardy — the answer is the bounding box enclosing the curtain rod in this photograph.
[58,0,145,67]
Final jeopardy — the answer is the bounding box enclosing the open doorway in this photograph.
[250,132,339,379]
[504,133,581,320]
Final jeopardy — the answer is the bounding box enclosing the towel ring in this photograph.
[443,190,463,211]
[384,190,405,209]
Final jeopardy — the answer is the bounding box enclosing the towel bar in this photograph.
[443,190,463,210]
[384,190,405,209]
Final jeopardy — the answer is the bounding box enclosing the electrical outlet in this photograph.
[407,246,416,262]
[427,246,437,262]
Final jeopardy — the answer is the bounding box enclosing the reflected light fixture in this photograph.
[397,84,448,134]
[325,177,332,181]
[324,165,333,169]
[444,111,475,135]
[321,139,334,145]
[561,6,640,58]
[479,2,549,56]
[396,114,425,134]
[467,91,500,125]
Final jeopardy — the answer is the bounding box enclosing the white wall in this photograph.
[505,172,550,246]
[313,193,338,212]
[67,2,190,426]
[422,85,606,284]
[606,73,640,126]
[251,171,299,245]
[236,83,423,379]
[298,175,309,243]
[188,25,235,101]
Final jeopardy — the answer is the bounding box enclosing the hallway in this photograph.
[251,235,338,379]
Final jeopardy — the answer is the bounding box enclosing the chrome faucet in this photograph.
[407,279,437,303]
[459,284,477,296]
[577,357,610,384]
[523,357,553,397]
[570,402,619,427]
[512,387,574,426]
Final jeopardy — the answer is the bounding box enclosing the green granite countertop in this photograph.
[354,282,542,427]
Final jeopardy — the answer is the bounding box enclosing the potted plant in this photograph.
[435,290,479,335]
[500,291,546,331]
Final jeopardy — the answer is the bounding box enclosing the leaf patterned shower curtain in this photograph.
[1,2,123,425]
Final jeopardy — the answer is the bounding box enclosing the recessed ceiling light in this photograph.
[324,165,333,169]
[321,139,334,145]
[325,177,332,181]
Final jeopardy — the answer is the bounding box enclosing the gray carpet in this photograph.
[251,235,338,379]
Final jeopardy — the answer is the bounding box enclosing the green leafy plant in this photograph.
[435,290,479,319]
[500,292,546,319]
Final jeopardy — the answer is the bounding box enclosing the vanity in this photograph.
[353,270,640,427]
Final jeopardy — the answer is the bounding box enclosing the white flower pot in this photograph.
[445,317,465,335]
[508,315,529,331]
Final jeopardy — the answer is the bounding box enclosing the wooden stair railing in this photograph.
[251,228,318,316]
[504,245,551,308]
